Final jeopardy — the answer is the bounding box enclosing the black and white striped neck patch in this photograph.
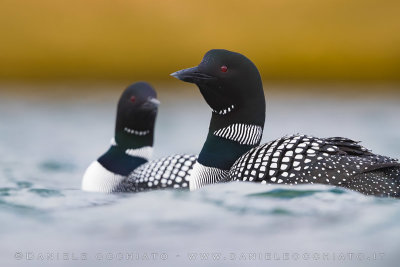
[213,123,263,145]
[189,162,229,191]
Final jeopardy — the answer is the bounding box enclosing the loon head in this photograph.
[115,81,159,149]
[171,49,265,125]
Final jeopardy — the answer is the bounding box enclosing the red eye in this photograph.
[220,65,228,72]
[130,96,136,103]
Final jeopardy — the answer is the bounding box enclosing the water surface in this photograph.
[1,87,399,267]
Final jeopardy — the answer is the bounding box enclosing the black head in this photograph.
[114,82,159,149]
[171,49,265,125]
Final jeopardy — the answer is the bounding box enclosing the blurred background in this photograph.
[0,0,399,84]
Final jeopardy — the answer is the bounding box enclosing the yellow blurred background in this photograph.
[0,0,399,83]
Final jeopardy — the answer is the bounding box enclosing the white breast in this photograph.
[81,161,125,193]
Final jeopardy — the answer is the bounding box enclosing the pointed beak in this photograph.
[144,97,160,109]
[148,97,160,106]
[170,66,215,84]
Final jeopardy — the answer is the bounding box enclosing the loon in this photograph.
[171,49,265,190]
[172,49,400,197]
[83,93,198,192]
[82,82,160,193]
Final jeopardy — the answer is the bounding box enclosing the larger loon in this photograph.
[172,49,400,197]
[82,82,160,192]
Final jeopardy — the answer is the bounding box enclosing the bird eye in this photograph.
[130,96,136,103]
[220,65,228,72]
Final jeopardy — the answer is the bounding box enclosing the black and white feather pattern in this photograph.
[213,123,262,145]
[189,162,229,191]
[114,154,197,192]
[228,134,400,197]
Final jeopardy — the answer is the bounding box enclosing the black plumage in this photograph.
[171,49,400,197]
[229,134,400,197]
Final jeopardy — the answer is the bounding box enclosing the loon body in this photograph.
[172,49,400,197]
[115,154,197,192]
[82,82,159,193]
[229,135,400,197]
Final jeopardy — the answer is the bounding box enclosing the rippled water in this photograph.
[1,87,400,267]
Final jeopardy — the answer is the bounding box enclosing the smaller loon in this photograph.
[82,82,160,193]
[172,49,400,197]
